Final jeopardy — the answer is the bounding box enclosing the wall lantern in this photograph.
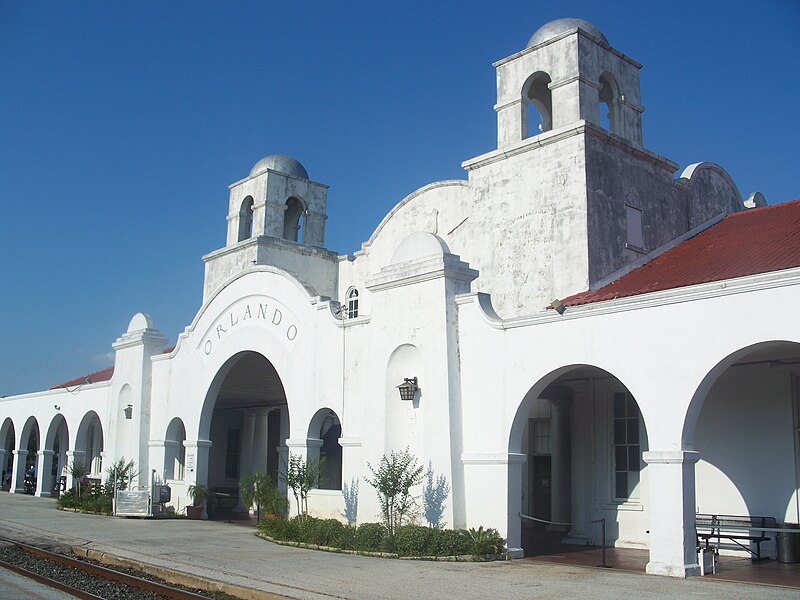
[397,377,419,402]
[124,404,133,420]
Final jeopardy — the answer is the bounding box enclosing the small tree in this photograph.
[239,472,285,522]
[423,461,450,529]
[67,461,88,498]
[279,454,322,521]
[105,458,138,494]
[366,448,424,545]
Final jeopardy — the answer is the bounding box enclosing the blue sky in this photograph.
[1,1,798,396]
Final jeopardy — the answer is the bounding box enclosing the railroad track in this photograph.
[0,535,211,600]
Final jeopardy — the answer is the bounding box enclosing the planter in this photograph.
[186,505,203,519]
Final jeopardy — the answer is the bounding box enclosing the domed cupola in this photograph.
[249,154,309,180]
[527,18,608,48]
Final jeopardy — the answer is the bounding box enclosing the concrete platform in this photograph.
[1,493,798,600]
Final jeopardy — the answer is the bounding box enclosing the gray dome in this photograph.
[527,18,608,48]
[249,154,309,179]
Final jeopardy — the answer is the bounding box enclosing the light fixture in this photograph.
[124,404,133,419]
[54,405,61,411]
[550,299,566,315]
[397,377,419,402]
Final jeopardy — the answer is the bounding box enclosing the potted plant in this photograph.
[186,483,207,519]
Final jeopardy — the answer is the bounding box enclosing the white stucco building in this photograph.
[2,18,799,578]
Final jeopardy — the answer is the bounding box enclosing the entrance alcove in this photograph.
[203,351,289,519]
[307,409,342,490]
[17,417,40,492]
[509,365,649,557]
[1,418,16,491]
[688,341,800,555]
[164,417,186,481]
[43,414,69,496]
[75,411,104,477]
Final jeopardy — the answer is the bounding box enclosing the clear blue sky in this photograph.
[1,1,798,396]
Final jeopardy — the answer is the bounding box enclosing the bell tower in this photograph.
[225,154,329,248]
[494,18,644,148]
[202,154,338,302]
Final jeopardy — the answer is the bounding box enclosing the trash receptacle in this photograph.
[777,523,800,563]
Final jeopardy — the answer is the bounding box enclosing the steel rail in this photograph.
[0,556,105,600]
[0,535,209,600]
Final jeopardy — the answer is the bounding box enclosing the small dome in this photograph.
[249,154,309,179]
[527,18,608,48]
[127,312,154,332]
[390,232,451,265]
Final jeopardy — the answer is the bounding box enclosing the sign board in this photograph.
[114,490,150,517]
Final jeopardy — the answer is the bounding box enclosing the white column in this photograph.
[35,450,54,496]
[148,440,167,481]
[550,397,571,527]
[239,411,256,476]
[643,450,701,577]
[0,449,6,490]
[10,449,27,493]
[65,450,84,491]
[185,439,212,518]
[251,411,269,474]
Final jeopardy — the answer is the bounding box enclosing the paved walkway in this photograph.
[0,493,797,599]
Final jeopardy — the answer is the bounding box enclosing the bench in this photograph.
[209,486,239,519]
[696,513,776,561]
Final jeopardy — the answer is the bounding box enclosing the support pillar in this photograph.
[550,397,571,527]
[239,411,256,476]
[251,411,269,474]
[184,439,212,518]
[643,450,701,577]
[148,439,167,481]
[0,449,6,490]
[65,450,84,492]
[10,449,27,493]
[35,450,55,497]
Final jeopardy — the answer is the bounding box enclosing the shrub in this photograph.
[338,524,357,550]
[57,488,112,514]
[366,448,423,547]
[354,522,387,552]
[258,515,286,539]
[434,529,472,556]
[459,526,506,556]
[294,515,319,544]
[309,518,345,547]
[395,525,437,556]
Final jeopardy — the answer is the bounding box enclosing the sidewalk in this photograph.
[0,493,796,599]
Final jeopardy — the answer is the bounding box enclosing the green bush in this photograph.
[395,525,438,556]
[459,526,506,555]
[57,489,112,514]
[309,518,346,547]
[338,524,357,550]
[258,515,286,539]
[354,522,387,552]
[434,529,472,556]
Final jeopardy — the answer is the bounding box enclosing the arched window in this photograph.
[599,73,621,136]
[283,197,305,242]
[346,288,359,319]
[237,196,254,242]
[522,72,553,138]
[308,410,342,490]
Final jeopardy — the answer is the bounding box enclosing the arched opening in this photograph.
[75,411,104,478]
[238,196,255,242]
[201,351,289,519]
[44,414,69,497]
[19,417,40,494]
[283,196,305,243]
[522,71,553,138]
[307,409,342,490]
[1,418,16,491]
[164,418,187,481]
[599,73,620,135]
[686,341,800,556]
[346,288,359,319]
[508,365,649,558]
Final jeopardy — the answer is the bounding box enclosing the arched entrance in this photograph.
[509,365,649,557]
[200,351,289,519]
[43,414,69,496]
[1,418,15,491]
[74,411,104,478]
[15,417,40,494]
[307,408,342,490]
[686,341,800,556]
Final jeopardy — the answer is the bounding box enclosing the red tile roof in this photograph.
[562,199,800,307]
[50,366,114,390]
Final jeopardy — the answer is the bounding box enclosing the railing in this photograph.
[519,513,609,568]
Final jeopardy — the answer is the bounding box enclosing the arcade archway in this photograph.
[509,365,649,557]
[201,351,289,519]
